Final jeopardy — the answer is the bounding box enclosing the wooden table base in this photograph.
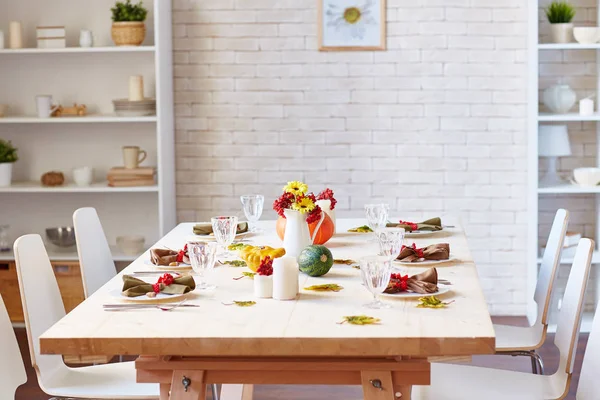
[136,356,430,400]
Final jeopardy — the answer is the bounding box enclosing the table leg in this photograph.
[220,384,254,400]
[170,370,206,400]
[160,384,171,400]
[361,371,395,400]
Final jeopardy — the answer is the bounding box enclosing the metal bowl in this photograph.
[45,227,76,247]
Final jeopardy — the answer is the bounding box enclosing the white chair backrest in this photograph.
[578,298,600,399]
[13,234,69,389]
[0,295,27,400]
[73,207,116,297]
[554,238,593,375]
[535,208,569,325]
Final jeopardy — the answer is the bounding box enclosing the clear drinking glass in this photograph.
[364,203,390,235]
[240,194,264,233]
[360,255,393,309]
[211,216,239,255]
[187,241,218,290]
[377,227,405,261]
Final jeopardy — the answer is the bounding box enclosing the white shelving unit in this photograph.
[0,0,175,262]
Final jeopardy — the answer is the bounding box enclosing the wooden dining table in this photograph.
[40,218,495,400]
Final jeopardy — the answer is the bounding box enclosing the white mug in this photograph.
[80,30,93,48]
[73,166,93,187]
[36,95,59,118]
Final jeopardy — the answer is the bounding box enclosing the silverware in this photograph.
[103,302,198,312]
[438,279,452,285]
[130,271,182,275]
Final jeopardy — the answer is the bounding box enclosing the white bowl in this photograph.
[116,235,145,256]
[574,27,600,44]
[573,168,600,186]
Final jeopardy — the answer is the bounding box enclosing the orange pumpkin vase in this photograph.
[276,213,334,245]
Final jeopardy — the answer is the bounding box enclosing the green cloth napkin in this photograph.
[121,275,196,298]
[193,222,249,235]
[387,217,442,232]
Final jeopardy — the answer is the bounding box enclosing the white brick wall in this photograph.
[173,0,529,315]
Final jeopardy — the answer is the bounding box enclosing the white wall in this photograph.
[173,0,529,315]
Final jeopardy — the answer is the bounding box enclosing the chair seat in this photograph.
[493,322,545,351]
[412,363,567,400]
[41,361,159,399]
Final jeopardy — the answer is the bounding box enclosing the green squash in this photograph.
[298,245,334,277]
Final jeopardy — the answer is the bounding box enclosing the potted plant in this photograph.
[0,139,17,187]
[545,1,576,44]
[111,0,148,46]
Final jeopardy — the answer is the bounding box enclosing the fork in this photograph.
[103,300,197,312]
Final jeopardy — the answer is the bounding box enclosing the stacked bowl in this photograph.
[112,98,156,117]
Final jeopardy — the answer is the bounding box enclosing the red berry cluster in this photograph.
[316,188,337,210]
[306,205,322,224]
[390,273,409,292]
[257,256,274,276]
[176,244,188,263]
[153,273,176,294]
[399,220,418,231]
[273,192,295,218]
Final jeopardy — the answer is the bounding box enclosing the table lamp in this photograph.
[538,125,571,186]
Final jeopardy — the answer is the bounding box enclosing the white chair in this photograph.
[494,208,569,374]
[0,294,27,400]
[73,207,117,297]
[576,283,600,399]
[14,234,159,399]
[412,238,594,400]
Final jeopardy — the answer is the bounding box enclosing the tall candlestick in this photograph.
[129,75,144,101]
[9,22,22,49]
[273,256,299,301]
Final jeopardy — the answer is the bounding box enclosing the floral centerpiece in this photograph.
[316,188,337,232]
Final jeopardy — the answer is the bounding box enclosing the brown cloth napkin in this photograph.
[387,217,442,232]
[150,248,178,266]
[121,275,196,297]
[385,268,438,294]
[193,222,249,236]
[398,243,450,263]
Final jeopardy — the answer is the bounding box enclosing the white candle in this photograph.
[9,22,22,49]
[254,275,273,298]
[580,98,595,116]
[273,256,299,301]
[129,75,144,101]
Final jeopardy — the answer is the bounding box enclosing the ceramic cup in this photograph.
[36,95,59,118]
[116,235,145,256]
[122,146,147,169]
[80,30,93,48]
[573,167,600,186]
[73,166,93,187]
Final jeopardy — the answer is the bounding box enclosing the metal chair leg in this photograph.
[211,383,220,400]
[529,352,538,374]
[497,350,545,375]
[531,351,545,375]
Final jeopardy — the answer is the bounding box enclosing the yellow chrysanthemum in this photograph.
[292,197,315,214]
[283,181,308,196]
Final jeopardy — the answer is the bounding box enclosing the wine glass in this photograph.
[360,255,393,309]
[377,227,405,261]
[364,203,390,237]
[187,241,218,290]
[211,216,239,255]
[240,194,264,233]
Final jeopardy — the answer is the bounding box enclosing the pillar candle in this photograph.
[9,22,22,49]
[273,256,299,301]
[128,75,144,101]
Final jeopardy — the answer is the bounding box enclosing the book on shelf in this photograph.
[108,167,156,176]
[108,179,155,187]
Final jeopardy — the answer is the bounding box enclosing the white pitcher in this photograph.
[282,208,325,258]
[316,199,336,234]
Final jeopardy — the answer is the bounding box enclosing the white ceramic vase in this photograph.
[254,275,273,298]
[550,23,574,44]
[543,84,576,114]
[282,209,324,258]
[0,163,13,187]
[316,199,336,233]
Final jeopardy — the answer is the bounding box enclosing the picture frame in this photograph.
[318,0,386,51]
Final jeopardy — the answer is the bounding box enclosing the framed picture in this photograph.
[318,0,386,51]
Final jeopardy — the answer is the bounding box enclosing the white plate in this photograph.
[143,259,192,270]
[189,231,251,241]
[380,287,450,299]
[394,256,457,266]
[108,288,191,302]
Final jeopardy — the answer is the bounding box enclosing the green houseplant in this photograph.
[111,0,148,46]
[545,1,576,43]
[0,139,17,187]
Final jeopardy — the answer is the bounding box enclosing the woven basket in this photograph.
[111,22,145,46]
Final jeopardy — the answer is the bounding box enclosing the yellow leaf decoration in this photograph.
[233,272,256,280]
[417,296,454,309]
[348,225,373,233]
[338,315,381,325]
[304,284,344,292]
[222,300,257,307]
[222,260,247,267]
[334,259,356,265]
[228,243,248,251]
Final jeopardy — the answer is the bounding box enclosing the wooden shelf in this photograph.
[0,182,159,193]
[0,246,140,262]
[0,46,155,55]
[538,184,600,194]
[0,115,157,124]
[539,43,600,50]
[538,113,600,122]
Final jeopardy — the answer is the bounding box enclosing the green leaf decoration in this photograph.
[348,225,373,233]
[234,301,256,307]
[334,259,356,265]
[222,260,247,267]
[111,0,148,22]
[338,315,380,325]
[352,265,360,270]
[233,272,256,280]
[304,284,344,292]
[228,243,247,251]
[545,1,575,23]
[417,296,454,309]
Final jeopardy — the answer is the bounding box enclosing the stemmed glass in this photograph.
[240,195,264,233]
[211,216,239,256]
[359,255,393,309]
[365,203,390,238]
[187,241,218,290]
[377,227,405,261]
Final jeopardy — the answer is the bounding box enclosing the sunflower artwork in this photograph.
[319,0,386,51]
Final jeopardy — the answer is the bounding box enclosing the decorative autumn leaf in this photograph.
[222,260,247,267]
[334,259,356,265]
[348,225,373,233]
[338,315,381,325]
[228,243,247,251]
[222,300,257,307]
[352,265,360,270]
[304,284,344,292]
[233,272,256,280]
[417,296,454,309]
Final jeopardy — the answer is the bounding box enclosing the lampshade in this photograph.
[538,125,571,157]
